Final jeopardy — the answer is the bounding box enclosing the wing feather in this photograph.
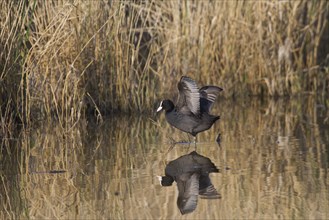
[199,86,223,113]
[177,76,200,115]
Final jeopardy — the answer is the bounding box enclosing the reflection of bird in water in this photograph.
[156,76,222,144]
[158,151,221,215]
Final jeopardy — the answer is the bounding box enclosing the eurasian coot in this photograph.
[158,151,221,215]
[157,76,223,142]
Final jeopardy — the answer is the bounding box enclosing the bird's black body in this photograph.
[157,76,223,137]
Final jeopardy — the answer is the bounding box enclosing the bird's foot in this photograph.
[168,137,191,145]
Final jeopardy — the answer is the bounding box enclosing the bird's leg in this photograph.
[193,136,197,150]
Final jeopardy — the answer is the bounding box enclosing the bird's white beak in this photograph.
[156,101,163,112]
[157,175,163,185]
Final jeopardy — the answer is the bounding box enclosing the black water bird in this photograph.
[158,151,220,215]
[156,76,222,143]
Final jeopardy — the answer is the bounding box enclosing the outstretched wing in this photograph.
[199,86,223,113]
[177,173,200,215]
[176,76,200,115]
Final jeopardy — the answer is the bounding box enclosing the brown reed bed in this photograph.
[0,0,328,131]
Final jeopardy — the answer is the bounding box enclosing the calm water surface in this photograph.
[1,97,328,219]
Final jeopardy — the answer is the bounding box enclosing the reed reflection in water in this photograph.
[0,97,328,219]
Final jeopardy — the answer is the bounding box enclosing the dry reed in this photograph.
[1,1,328,218]
[0,0,328,129]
